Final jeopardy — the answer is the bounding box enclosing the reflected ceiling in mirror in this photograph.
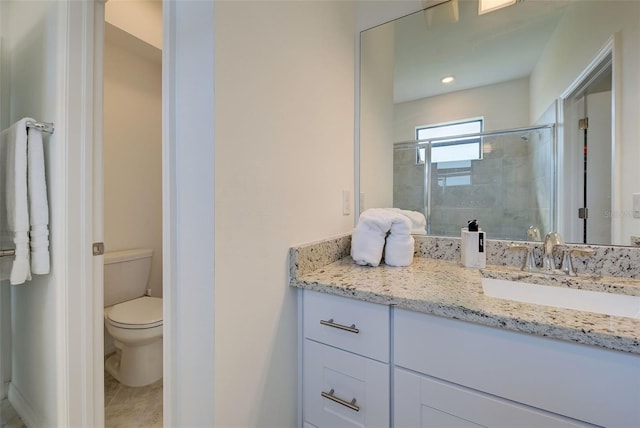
[394,0,569,103]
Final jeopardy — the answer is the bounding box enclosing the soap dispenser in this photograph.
[461,219,486,268]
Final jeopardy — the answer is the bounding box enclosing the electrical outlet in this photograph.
[342,190,351,215]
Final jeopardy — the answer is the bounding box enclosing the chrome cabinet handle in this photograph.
[0,249,15,257]
[321,388,360,412]
[319,318,359,334]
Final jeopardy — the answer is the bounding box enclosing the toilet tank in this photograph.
[104,248,153,307]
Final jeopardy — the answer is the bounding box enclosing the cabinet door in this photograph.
[304,339,389,428]
[394,368,591,428]
[394,308,640,427]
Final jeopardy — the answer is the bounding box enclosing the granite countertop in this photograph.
[290,250,640,354]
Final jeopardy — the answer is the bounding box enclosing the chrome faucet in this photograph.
[509,231,594,275]
[527,225,541,241]
[543,232,564,271]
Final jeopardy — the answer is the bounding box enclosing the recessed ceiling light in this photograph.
[441,75,455,84]
[478,0,517,15]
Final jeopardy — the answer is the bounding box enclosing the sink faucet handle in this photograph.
[570,248,595,257]
[560,247,595,276]
[556,245,575,276]
[508,244,536,272]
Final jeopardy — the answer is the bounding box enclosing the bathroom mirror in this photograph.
[359,0,640,246]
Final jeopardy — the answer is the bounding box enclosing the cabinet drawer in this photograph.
[394,309,640,427]
[394,368,591,428]
[303,290,389,362]
[304,339,389,428]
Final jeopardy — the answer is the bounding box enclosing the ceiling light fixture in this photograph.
[478,0,517,15]
[441,75,455,84]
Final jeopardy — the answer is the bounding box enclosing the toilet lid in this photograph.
[108,296,163,329]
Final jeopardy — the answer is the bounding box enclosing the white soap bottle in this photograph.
[461,219,486,268]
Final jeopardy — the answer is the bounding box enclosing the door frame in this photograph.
[557,34,620,244]
[63,0,217,425]
[72,1,217,426]
[161,2,216,425]
[61,0,104,426]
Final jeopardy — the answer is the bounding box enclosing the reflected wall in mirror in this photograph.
[359,0,640,246]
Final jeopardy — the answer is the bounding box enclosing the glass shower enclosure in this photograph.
[393,124,555,241]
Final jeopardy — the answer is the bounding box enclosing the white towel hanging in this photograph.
[27,126,50,275]
[0,118,33,284]
[0,118,51,284]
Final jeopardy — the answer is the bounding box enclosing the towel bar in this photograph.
[0,249,15,257]
[25,120,54,134]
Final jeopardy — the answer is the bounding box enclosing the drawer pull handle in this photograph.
[321,388,360,412]
[319,318,359,334]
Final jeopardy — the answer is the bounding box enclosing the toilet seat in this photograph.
[107,296,163,329]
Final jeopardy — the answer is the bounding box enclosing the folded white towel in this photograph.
[384,233,415,267]
[351,208,413,267]
[27,127,50,275]
[385,208,427,235]
[0,118,33,284]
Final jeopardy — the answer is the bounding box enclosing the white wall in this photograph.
[214,1,356,426]
[103,24,163,297]
[530,1,640,244]
[393,78,530,141]
[105,0,162,50]
[0,2,101,425]
[1,1,62,425]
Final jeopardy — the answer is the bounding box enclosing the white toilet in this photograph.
[104,248,162,387]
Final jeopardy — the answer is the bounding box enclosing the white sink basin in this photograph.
[481,277,640,319]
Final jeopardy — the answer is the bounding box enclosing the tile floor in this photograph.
[105,371,163,428]
[0,371,161,428]
[0,398,26,428]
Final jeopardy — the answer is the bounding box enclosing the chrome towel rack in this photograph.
[26,120,55,134]
[1,119,54,258]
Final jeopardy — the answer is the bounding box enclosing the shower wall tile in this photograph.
[394,128,554,241]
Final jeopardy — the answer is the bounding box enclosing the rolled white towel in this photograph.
[351,208,410,267]
[384,233,415,267]
[351,222,386,266]
[385,208,427,235]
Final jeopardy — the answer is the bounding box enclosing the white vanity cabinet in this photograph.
[299,291,640,428]
[394,309,640,428]
[301,290,390,428]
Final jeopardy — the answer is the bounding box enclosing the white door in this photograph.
[584,91,612,244]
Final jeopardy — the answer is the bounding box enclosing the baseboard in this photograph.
[9,382,42,428]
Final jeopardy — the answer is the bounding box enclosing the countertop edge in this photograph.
[290,275,640,355]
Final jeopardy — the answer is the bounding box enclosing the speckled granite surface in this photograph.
[415,235,640,278]
[290,234,640,354]
[289,234,351,277]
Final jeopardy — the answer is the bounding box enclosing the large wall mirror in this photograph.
[359,0,640,246]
